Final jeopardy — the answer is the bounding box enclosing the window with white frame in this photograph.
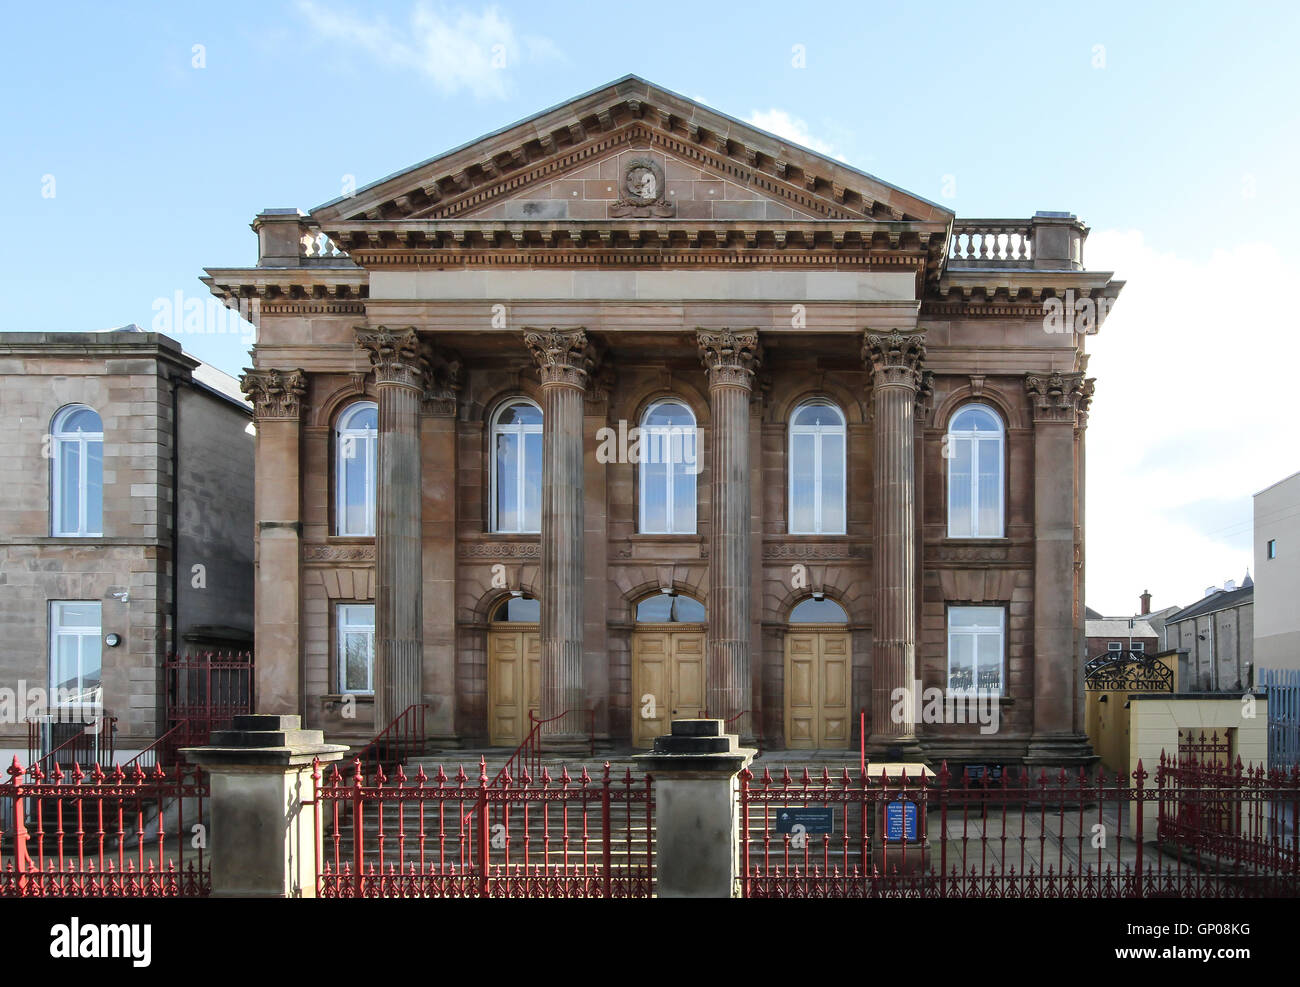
[51,406,103,537]
[491,400,542,533]
[788,401,846,535]
[947,606,1005,694]
[337,604,375,694]
[946,404,1004,538]
[335,402,378,536]
[1108,641,1123,653]
[639,399,697,534]
[49,602,102,705]
[1132,642,1145,654]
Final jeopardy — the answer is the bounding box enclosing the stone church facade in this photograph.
[206,76,1122,766]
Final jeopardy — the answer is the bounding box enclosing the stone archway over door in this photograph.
[631,627,706,748]
[784,626,851,749]
[488,627,540,746]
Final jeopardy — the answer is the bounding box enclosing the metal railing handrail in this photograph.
[25,714,117,778]
[353,703,429,782]
[120,722,186,772]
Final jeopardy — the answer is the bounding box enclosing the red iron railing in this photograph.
[314,756,653,897]
[1157,746,1300,877]
[120,723,186,773]
[353,703,428,784]
[27,714,117,775]
[740,756,1300,898]
[0,758,210,897]
[163,650,253,762]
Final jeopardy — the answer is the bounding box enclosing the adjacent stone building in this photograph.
[206,76,1123,766]
[0,329,254,761]
[1164,576,1255,691]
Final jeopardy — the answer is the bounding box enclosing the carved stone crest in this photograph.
[610,157,674,218]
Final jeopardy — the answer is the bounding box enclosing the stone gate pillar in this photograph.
[698,328,761,725]
[240,368,307,716]
[863,331,926,758]
[1024,371,1096,767]
[524,328,597,745]
[358,328,427,729]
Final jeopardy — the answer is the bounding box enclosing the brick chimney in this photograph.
[1139,590,1151,616]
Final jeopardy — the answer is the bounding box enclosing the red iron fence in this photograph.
[163,650,254,765]
[315,757,653,898]
[0,758,210,897]
[740,756,1300,898]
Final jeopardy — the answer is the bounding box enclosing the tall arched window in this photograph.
[788,401,846,535]
[639,399,697,534]
[946,404,1005,538]
[492,399,542,533]
[51,406,103,537]
[335,402,378,536]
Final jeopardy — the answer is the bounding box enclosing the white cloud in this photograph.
[1083,230,1300,614]
[745,109,848,162]
[295,1,562,100]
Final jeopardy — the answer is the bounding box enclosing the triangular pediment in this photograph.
[310,75,951,228]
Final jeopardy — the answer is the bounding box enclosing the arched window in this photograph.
[946,404,1004,538]
[789,597,849,623]
[491,399,543,533]
[788,401,846,535]
[635,592,706,623]
[51,406,103,537]
[335,402,377,536]
[491,596,541,622]
[639,399,697,534]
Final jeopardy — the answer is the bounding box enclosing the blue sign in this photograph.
[775,808,833,834]
[885,799,918,842]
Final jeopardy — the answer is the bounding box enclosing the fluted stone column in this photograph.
[863,331,927,758]
[698,329,761,726]
[1024,371,1096,767]
[524,328,597,745]
[358,328,428,729]
[240,369,308,716]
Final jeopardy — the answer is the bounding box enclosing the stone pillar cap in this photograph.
[181,713,348,768]
[633,719,755,774]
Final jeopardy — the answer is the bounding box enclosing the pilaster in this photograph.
[240,368,307,716]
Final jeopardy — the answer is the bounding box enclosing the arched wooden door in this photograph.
[784,598,851,749]
[487,596,541,746]
[630,592,707,748]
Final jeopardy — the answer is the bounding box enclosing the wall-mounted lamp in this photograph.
[812,591,825,601]
[104,633,121,648]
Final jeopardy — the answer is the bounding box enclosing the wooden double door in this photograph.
[487,627,540,747]
[631,627,706,748]
[784,627,851,749]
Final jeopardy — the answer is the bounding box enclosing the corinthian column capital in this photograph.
[697,328,761,389]
[862,330,927,390]
[1024,371,1095,424]
[357,326,428,390]
[523,327,597,388]
[240,368,307,421]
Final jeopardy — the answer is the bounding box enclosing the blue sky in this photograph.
[2,0,1297,614]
